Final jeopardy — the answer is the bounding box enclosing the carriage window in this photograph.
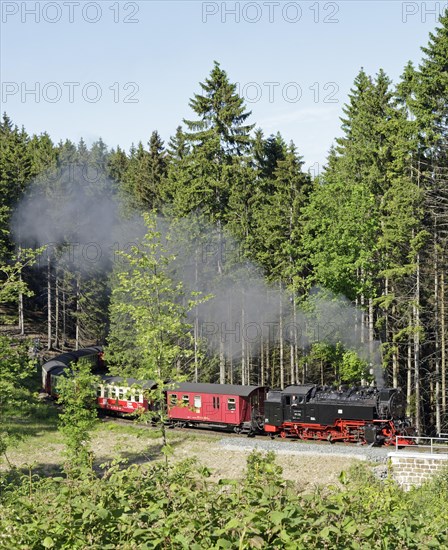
[118,388,124,400]
[194,395,201,411]
[170,394,178,406]
[97,387,102,398]
[227,398,236,411]
[213,396,220,409]
[134,392,142,403]
[182,395,189,405]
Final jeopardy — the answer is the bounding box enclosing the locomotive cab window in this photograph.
[227,398,236,411]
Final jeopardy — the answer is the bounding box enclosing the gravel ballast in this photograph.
[219,437,391,463]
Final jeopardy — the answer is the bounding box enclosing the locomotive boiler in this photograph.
[263,384,412,445]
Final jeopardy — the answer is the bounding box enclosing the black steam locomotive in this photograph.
[264,384,412,445]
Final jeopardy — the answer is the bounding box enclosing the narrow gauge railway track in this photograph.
[99,415,253,440]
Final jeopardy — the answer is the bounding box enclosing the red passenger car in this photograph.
[96,376,157,415]
[166,383,267,434]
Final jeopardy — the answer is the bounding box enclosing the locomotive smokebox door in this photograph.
[364,424,379,445]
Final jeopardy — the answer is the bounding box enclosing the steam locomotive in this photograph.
[41,348,413,446]
[264,384,412,445]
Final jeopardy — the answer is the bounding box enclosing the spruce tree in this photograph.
[168,62,254,223]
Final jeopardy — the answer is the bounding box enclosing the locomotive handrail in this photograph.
[395,435,448,453]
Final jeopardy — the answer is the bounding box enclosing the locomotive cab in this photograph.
[282,385,316,423]
[264,385,316,433]
[264,390,283,427]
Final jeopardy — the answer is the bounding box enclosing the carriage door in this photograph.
[194,395,202,414]
[225,397,237,424]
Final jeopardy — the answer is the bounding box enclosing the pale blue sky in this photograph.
[1,1,444,169]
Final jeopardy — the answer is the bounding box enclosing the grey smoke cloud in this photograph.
[165,216,385,387]
[11,163,385,386]
[11,163,146,271]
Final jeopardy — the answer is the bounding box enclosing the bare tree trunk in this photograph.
[290,342,294,386]
[407,333,412,418]
[389,280,399,389]
[355,268,359,344]
[16,244,24,335]
[434,230,441,434]
[302,319,307,383]
[360,298,365,343]
[247,343,251,385]
[368,297,374,361]
[392,351,398,389]
[279,283,284,389]
[414,253,421,434]
[62,283,66,349]
[290,287,295,384]
[429,376,435,429]
[47,255,52,351]
[194,249,199,383]
[54,265,59,349]
[260,335,265,386]
[241,289,246,385]
[442,269,446,415]
[228,293,233,384]
[266,337,270,387]
[219,340,225,384]
[293,291,299,384]
[194,315,199,383]
[229,333,234,385]
[18,281,24,335]
[75,273,80,351]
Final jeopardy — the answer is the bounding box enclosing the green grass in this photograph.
[3,401,59,440]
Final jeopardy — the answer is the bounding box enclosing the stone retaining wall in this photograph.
[388,451,448,491]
